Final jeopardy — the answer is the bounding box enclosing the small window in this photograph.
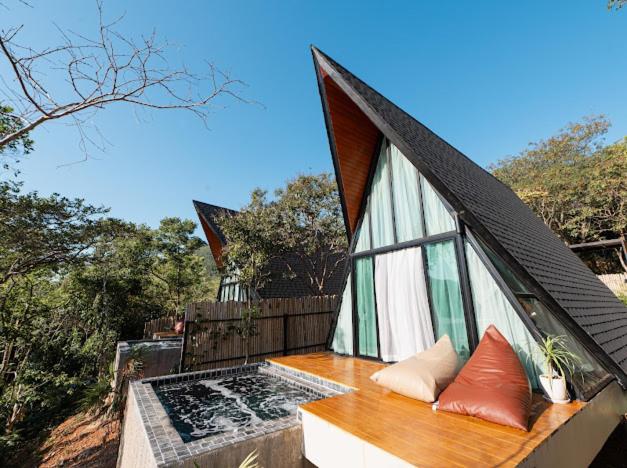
[420,175,455,236]
[354,211,371,253]
[369,144,394,248]
[390,144,423,242]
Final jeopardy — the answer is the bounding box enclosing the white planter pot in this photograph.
[539,374,569,403]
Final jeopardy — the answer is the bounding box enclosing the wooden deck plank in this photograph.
[269,352,586,467]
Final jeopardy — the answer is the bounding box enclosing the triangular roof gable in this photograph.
[312,46,627,385]
[192,200,237,269]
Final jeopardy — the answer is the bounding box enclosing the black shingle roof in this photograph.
[257,252,346,299]
[313,47,627,382]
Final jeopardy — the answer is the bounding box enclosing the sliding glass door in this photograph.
[375,247,434,361]
[355,257,378,357]
[424,240,470,361]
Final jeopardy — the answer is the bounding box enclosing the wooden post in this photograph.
[179,304,191,373]
[283,311,288,355]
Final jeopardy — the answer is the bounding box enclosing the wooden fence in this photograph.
[598,273,627,294]
[143,316,177,338]
[180,296,338,372]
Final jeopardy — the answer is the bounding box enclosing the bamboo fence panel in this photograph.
[598,273,627,294]
[180,295,338,372]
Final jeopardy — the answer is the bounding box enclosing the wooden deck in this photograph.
[269,352,587,467]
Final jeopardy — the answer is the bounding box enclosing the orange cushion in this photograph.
[438,324,532,431]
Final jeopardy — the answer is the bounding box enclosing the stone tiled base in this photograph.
[128,361,350,467]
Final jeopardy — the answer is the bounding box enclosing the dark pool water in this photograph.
[153,371,320,442]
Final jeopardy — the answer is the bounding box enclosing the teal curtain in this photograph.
[390,144,423,242]
[370,143,395,248]
[356,258,378,357]
[354,211,371,253]
[420,175,455,236]
[425,240,470,362]
[465,240,543,388]
[332,274,354,355]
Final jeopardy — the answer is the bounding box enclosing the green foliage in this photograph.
[618,293,627,307]
[109,349,144,417]
[491,116,627,273]
[0,182,215,452]
[151,218,210,318]
[226,306,261,365]
[538,335,582,380]
[218,173,347,295]
[0,180,107,284]
[196,244,219,276]
[608,0,626,10]
[78,378,112,414]
[0,104,34,171]
[218,189,276,294]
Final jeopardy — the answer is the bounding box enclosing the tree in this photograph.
[0,180,106,378]
[608,0,626,10]
[0,180,215,450]
[0,1,246,158]
[491,116,627,272]
[150,218,211,318]
[0,181,106,289]
[218,188,278,298]
[0,182,108,442]
[273,173,347,294]
[218,173,347,296]
[0,104,33,164]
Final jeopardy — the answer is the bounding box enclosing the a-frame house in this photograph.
[193,199,346,301]
[312,46,627,403]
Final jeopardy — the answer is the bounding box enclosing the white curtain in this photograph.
[390,144,423,242]
[421,175,455,236]
[375,247,435,361]
[465,241,543,388]
[370,143,395,248]
[354,211,371,253]
[331,274,354,355]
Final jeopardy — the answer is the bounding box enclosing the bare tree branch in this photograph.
[0,0,250,155]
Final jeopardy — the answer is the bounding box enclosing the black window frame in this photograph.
[345,138,478,360]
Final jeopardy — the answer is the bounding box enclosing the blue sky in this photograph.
[4,1,627,236]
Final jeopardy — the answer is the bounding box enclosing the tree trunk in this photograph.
[0,341,14,377]
[5,384,25,434]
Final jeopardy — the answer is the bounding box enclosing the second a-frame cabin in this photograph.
[264,47,627,467]
[193,199,346,301]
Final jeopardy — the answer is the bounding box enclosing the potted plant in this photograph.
[538,335,581,403]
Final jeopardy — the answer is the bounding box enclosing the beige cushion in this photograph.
[370,335,459,403]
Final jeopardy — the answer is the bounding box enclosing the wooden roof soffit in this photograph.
[198,215,225,270]
[314,51,382,236]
